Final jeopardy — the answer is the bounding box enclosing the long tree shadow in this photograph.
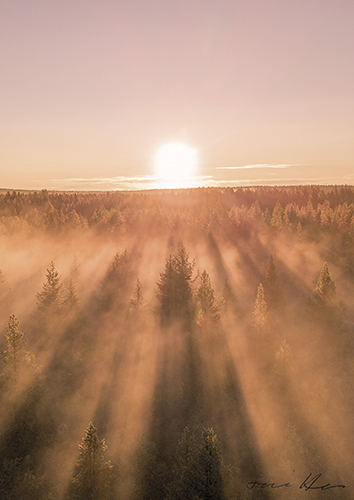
[194,319,273,500]
[136,323,204,499]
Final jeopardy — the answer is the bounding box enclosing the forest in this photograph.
[0,185,354,499]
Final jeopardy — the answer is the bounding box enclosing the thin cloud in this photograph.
[216,164,296,170]
[49,175,158,184]
[45,175,216,191]
[210,176,347,187]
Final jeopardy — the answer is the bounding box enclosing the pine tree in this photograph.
[156,242,195,329]
[251,284,268,331]
[130,278,144,312]
[270,202,284,230]
[64,278,80,310]
[195,428,226,500]
[196,270,220,324]
[0,456,50,500]
[166,428,198,500]
[167,427,227,500]
[1,315,28,375]
[100,251,131,312]
[36,262,62,311]
[68,422,114,500]
[313,262,336,301]
[307,262,341,325]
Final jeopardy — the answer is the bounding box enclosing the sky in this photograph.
[1,0,354,190]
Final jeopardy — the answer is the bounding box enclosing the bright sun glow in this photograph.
[155,143,197,188]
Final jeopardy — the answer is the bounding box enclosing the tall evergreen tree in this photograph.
[64,278,80,311]
[1,315,30,376]
[307,262,342,325]
[251,284,268,331]
[0,456,50,500]
[130,278,144,312]
[167,427,227,500]
[100,251,132,312]
[195,428,226,500]
[270,202,284,230]
[313,262,336,302]
[196,270,220,324]
[36,262,62,311]
[67,422,114,500]
[156,242,195,329]
[166,428,198,500]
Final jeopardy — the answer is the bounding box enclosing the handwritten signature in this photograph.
[247,473,346,491]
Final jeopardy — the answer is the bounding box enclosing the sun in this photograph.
[154,142,197,187]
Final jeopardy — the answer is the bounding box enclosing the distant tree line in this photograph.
[2,186,354,239]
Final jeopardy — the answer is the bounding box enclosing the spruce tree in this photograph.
[307,262,341,325]
[270,202,284,230]
[167,427,227,500]
[251,284,268,331]
[313,262,336,302]
[64,278,80,311]
[196,270,220,324]
[166,428,198,500]
[100,251,131,312]
[156,242,195,329]
[195,428,226,500]
[0,456,50,500]
[68,422,114,500]
[1,315,29,375]
[130,278,145,313]
[36,262,62,311]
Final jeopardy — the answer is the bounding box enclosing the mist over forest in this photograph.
[0,185,354,499]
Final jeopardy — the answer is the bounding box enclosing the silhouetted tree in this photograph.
[156,242,195,329]
[196,428,227,500]
[167,427,227,500]
[307,262,342,326]
[312,262,336,302]
[1,315,32,377]
[67,422,114,500]
[64,278,80,311]
[134,440,167,500]
[100,251,132,312]
[196,270,220,325]
[165,427,198,500]
[36,262,63,311]
[0,456,50,500]
[270,202,283,230]
[130,279,144,312]
[251,284,268,331]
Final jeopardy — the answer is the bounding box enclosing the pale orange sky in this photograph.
[1,0,354,190]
